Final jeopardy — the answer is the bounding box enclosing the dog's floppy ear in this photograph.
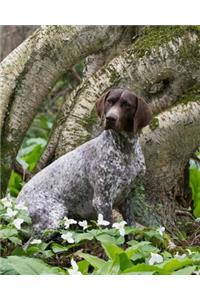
[133,97,152,134]
[96,90,111,118]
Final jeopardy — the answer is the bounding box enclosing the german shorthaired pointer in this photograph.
[17,88,152,235]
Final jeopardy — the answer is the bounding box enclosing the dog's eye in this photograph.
[121,101,131,108]
[107,98,114,104]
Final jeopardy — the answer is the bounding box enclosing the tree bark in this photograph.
[0,26,38,62]
[0,25,134,195]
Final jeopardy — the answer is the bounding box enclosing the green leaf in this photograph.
[95,256,120,275]
[7,171,23,197]
[100,242,124,260]
[0,228,18,238]
[190,167,200,217]
[11,247,26,256]
[8,236,22,245]
[191,252,200,263]
[21,144,44,171]
[6,256,65,275]
[74,232,94,243]
[51,242,71,253]
[0,258,18,275]
[122,263,160,274]
[126,241,157,259]
[130,252,145,263]
[161,258,193,273]
[77,260,89,275]
[144,230,164,241]
[26,245,41,255]
[76,251,106,269]
[172,266,196,275]
[119,253,133,271]
[96,233,118,244]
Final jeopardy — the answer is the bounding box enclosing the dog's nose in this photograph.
[106,114,117,123]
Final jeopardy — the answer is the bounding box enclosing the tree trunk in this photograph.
[0,26,38,62]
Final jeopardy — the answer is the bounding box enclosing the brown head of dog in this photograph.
[96,88,152,135]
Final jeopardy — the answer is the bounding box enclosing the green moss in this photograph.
[174,85,200,106]
[131,26,200,58]
[149,117,159,130]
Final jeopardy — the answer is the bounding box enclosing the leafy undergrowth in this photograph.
[1,197,200,275]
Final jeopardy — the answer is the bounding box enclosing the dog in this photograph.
[17,88,152,235]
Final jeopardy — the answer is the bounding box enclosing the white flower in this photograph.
[97,214,110,226]
[15,203,28,211]
[13,218,24,230]
[63,216,77,229]
[112,221,127,236]
[61,232,75,243]
[174,252,187,259]
[157,226,165,236]
[78,220,88,230]
[68,258,82,275]
[30,239,42,245]
[1,197,12,208]
[167,240,176,250]
[5,207,18,218]
[149,253,163,265]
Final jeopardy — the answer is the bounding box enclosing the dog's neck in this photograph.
[104,129,138,153]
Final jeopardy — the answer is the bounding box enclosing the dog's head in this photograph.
[96,88,152,134]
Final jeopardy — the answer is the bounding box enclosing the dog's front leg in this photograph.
[118,196,135,226]
[93,195,113,226]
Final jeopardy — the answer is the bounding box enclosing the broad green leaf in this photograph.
[100,242,124,260]
[125,227,143,235]
[0,258,18,275]
[144,230,164,241]
[76,251,106,269]
[21,144,44,171]
[40,250,54,259]
[8,236,22,245]
[6,256,64,275]
[95,256,120,275]
[96,233,118,244]
[172,266,196,275]
[74,232,94,243]
[0,228,18,238]
[161,258,193,273]
[26,245,41,255]
[190,166,200,217]
[7,171,23,197]
[11,247,26,256]
[77,260,89,275]
[119,253,133,271]
[51,242,71,253]
[191,252,200,263]
[122,263,160,274]
[130,252,145,262]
